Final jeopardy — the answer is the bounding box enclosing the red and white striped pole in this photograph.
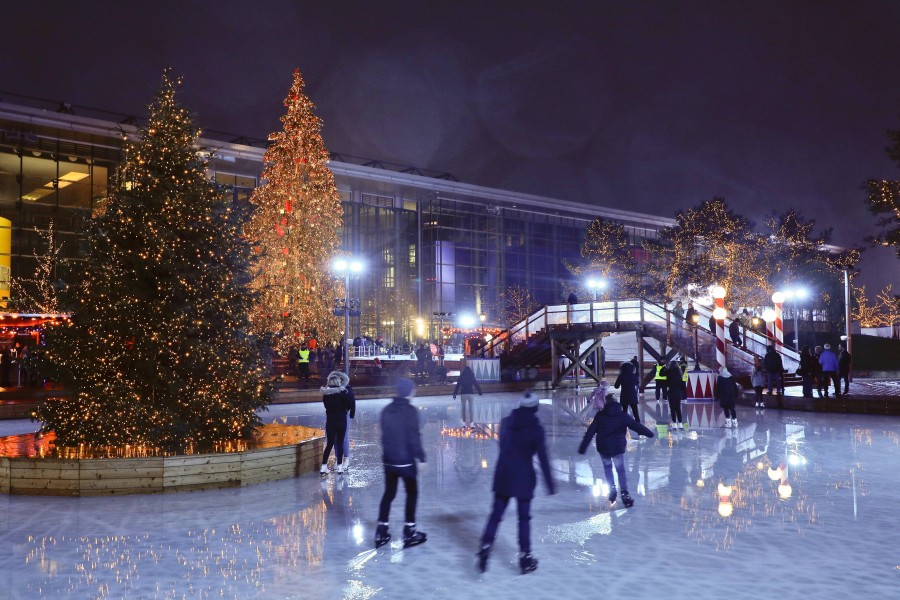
[762,308,776,344]
[771,292,785,348]
[712,286,727,370]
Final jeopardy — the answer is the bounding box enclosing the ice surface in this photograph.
[0,391,898,599]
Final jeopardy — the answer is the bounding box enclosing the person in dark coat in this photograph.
[728,318,742,347]
[375,378,427,549]
[320,371,355,474]
[715,366,739,427]
[452,358,483,427]
[838,344,852,396]
[614,362,641,422]
[578,393,655,507]
[763,345,784,396]
[666,360,686,429]
[477,391,555,575]
[798,346,817,398]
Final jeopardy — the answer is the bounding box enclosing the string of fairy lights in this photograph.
[246,68,344,353]
[34,70,273,452]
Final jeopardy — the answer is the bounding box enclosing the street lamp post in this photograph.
[781,288,808,350]
[333,257,363,375]
[479,312,486,357]
[586,277,607,300]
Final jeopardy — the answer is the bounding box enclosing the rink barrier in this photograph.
[0,428,325,496]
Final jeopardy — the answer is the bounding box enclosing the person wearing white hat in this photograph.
[477,391,555,575]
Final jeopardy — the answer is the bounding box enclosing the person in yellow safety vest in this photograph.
[298,344,311,380]
[654,359,668,400]
[678,356,689,396]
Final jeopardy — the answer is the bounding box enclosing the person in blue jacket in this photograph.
[477,391,555,575]
[374,378,427,549]
[578,393,655,508]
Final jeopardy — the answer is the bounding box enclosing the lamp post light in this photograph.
[781,288,808,350]
[586,277,607,300]
[690,312,701,367]
[479,312,486,356]
[333,257,364,375]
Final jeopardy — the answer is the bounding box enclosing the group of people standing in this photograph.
[797,343,852,398]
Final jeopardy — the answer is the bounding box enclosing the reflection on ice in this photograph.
[1,392,899,597]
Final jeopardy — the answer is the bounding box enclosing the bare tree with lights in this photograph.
[566,217,642,299]
[36,70,272,452]
[7,222,63,314]
[246,68,343,353]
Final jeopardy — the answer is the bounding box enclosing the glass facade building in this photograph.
[0,98,674,345]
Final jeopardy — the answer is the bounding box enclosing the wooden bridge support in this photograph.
[549,333,604,389]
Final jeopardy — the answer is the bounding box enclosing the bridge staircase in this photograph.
[483,298,800,390]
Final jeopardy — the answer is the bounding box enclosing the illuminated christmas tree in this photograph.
[246,69,343,352]
[36,70,272,451]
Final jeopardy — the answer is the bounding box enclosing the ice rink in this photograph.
[0,390,898,599]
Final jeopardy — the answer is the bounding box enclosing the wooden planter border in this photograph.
[0,433,324,496]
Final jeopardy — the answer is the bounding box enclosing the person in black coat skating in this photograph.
[375,378,427,549]
[614,361,641,422]
[578,394,654,507]
[666,360,686,429]
[478,391,555,575]
[319,371,355,474]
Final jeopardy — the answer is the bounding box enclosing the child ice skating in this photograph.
[578,393,654,507]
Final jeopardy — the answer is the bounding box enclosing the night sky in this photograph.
[2,1,898,291]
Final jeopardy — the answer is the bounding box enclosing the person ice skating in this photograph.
[375,378,427,549]
[763,345,784,396]
[653,359,668,401]
[716,366,739,427]
[340,373,356,470]
[798,345,817,399]
[838,344,852,396]
[320,371,355,474]
[578,392,655,509]
[477,391,555,575]
[666,360,686,429]
[614,361,641,422]
[818,343,840,397]
[453,358,483,428]
[751,359,766,407]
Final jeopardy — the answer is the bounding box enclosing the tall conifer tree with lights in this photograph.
[246,69,343,352]
[36,70,272,451]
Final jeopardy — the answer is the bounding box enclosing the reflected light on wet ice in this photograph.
[0,392,899,598]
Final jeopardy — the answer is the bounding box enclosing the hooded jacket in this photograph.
[613,362,639,404]
[380,397,426,466]
[320,372,356,417]
[578,400,655,457]
[491,405,555,499]
[715,371,739,407]
[453,366,482,395]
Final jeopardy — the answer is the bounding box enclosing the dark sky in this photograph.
[2,1,898,291]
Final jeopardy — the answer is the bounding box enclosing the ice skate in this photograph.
[319,464,329,475]
[402,523,427,548]
[622,491,634,508]
[607,488,617,503]
[519,553,538,574]
[725,418,732,428]
[374,523,391,548]
[732,418,738,428]
[476,543,491,573]
[334,464,344,474]
[341,456,350,470]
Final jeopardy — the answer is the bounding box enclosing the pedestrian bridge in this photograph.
[483,298,800,389]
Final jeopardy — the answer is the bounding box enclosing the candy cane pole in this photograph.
[771,291,785,348]
[712,286,727,370]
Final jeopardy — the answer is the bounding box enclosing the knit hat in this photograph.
[823,343,831,350]
[519,390,539,408]
[395,378,415,398]
[718,366,732,378]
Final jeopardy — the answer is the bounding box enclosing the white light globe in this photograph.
[772,291,785,304]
